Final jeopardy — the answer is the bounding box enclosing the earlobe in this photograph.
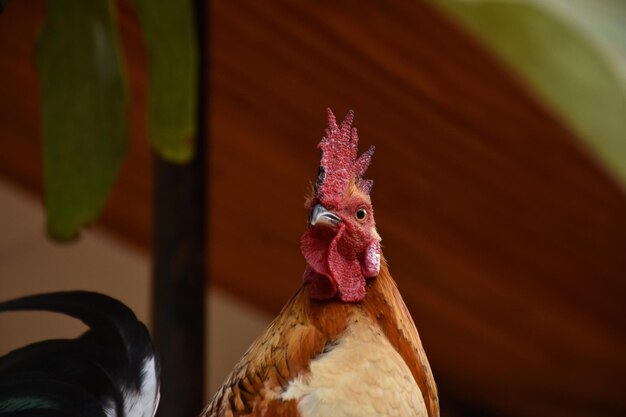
[362,240,381,277]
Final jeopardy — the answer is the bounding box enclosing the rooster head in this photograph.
[301,108,381,302]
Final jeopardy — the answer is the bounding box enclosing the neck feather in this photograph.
[300,258,439,417]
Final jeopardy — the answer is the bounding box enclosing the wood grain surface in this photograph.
[0,1,625,416]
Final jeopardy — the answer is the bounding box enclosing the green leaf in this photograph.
[37,0,129,240]
[433,0,626,190]
[133,0,198,163]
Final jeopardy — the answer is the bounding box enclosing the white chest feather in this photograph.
[280,315,427,417]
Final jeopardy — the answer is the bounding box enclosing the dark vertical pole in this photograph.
[152,1,208,417]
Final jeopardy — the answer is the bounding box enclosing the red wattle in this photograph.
[303,266,338,300]
[301,223,370,302]
[327,224,366,302]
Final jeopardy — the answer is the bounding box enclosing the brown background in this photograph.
[1,1,625,416]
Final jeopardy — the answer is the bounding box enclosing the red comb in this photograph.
[314,108,375,205]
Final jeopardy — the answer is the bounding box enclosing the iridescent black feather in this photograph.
[0,292,160,417]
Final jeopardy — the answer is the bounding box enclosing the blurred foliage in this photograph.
[38,0,128,240]
[134,0,198,162]
[435,0,626,190]
[38,0,626,239]
[37,0,197,240]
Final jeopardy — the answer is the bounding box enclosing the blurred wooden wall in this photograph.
[0,1,625,416]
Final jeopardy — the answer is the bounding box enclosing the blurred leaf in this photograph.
[434,0,626,189]
[37,0,128,240]
[134,0,198,163]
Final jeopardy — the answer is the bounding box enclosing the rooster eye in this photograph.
[355,208,367,221]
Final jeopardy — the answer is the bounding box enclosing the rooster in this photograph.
[0,109,437,417]
[0,291,160,417]
[202,109,438,417]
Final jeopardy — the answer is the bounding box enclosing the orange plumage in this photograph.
[202,109,438,417]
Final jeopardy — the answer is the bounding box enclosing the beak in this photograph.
[309,204,342,229]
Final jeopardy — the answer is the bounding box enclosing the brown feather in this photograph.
[201,288,347,417]
[202,260,438,417]
[362,259,440,417]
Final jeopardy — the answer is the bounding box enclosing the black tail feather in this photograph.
[0,292,160,417]
[0,378,108,417]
